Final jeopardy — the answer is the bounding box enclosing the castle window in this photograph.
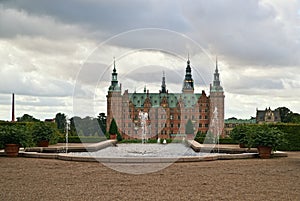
[205,124,209,128]
[178,124,180,128]
[205,115,208,120]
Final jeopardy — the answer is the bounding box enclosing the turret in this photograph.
[182,58,194,93]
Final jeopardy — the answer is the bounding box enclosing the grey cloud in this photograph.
[182,0,300,67]
[1,0,190,39]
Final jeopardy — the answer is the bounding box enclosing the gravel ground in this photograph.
[0,152,299,201]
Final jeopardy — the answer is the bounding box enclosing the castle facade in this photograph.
[106,58,224,140]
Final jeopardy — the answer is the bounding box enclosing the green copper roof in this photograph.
[128,93,204,108]
[224,119,256,124]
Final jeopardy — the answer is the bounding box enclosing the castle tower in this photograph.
[209,57,225,136]
[182,58,194,94]
[106,58,122,133]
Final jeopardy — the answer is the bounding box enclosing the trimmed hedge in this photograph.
[269,124,300,151]
[58,136,106,143]
[195,124,300,151]
[0,121,61,147]
[195,137,238,144]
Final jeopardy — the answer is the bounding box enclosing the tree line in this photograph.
[15,112,107,137]
[13,107,300,137]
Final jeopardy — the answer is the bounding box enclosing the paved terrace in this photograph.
[0,140,287,163]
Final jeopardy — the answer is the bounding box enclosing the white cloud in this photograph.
[0,1,300,121]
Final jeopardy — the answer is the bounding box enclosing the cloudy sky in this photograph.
[0,0,300,121]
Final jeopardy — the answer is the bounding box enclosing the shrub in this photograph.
[31,122,60,145]
[229,125,254,147]
[269,124,300,151]
[253,126,286,151]
[0,124,31,148]
[58,136,105,143]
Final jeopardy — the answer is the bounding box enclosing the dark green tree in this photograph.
[97,113,106,135]
[276,107,291,123]
[109,118,118,135]
[55,113,66,133]
[185,119,194,135]
[108,118,122,141]
[276,107,300,123]
[17,114,40,122]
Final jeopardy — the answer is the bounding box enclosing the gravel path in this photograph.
[0,152,299,201]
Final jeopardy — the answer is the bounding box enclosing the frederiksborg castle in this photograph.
[106,58,224,140]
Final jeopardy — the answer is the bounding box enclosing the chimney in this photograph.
[11,93,15,122]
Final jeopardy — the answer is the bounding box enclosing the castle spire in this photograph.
[160,71,167,93]
[210,57,223,92]
[182,58,194,93]
[113,57,116,72]
[216,56,218,72]
[108,57,121,92]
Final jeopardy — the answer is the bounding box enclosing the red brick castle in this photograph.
[106,58,224,140]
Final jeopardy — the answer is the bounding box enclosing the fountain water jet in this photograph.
[138,110,148,144]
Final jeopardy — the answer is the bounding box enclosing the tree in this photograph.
[109,118,118,135]
[69,116,79,136]
[276,107,300,123]
[185,119,194,135]
[55,113,66,133]
[288,113,300,123]
[276,107,291,123]
[108,118,122,141]
[97,113,106,135]
[17,114,40,122]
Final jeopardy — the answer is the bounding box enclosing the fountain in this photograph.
[205,107,220,152]
[138,110,148,144]
[65,118,70,153]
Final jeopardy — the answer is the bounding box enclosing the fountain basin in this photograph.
[20,140,287,163]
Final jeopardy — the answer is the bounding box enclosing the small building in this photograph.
[256,107,281,124]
